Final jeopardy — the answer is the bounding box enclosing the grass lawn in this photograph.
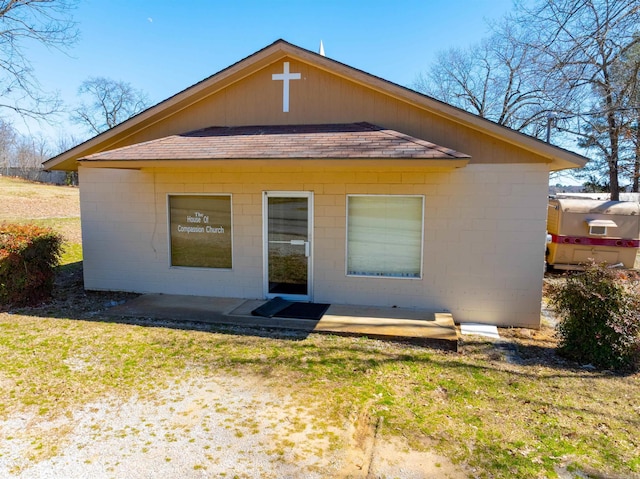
[2,290,639,478]
[1,176,639,478]
[0,176,82,264]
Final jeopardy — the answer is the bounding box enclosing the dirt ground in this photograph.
[0,373,467,479]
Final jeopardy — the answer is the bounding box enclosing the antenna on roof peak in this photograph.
[319,40,325,56]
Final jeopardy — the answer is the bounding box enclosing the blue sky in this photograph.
[22,0,514,140]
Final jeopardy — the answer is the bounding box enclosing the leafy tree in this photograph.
[0,0,78,119]
[582,174,610,193]
[71,77,150,135]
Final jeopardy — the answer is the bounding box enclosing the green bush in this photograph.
[550,262,640,372]
[0,223,63,307]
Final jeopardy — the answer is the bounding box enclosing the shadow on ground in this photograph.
[7,261,634,378]
[7,262,315,342]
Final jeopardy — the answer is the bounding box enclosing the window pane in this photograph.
[347,196,423,278]
[589,225,607,236]
[268,197,309,295]
[169,195,232,268]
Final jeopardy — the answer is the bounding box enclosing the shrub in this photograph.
[549,262,640,372]
[0,223,63,307]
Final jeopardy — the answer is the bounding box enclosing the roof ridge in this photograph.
[183,122,385,137]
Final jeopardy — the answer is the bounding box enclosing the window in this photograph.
[168,195,232,269]
[589,225,607,236]
[347,195,424,278]
[587,219,617,236]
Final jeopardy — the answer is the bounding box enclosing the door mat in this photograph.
[251,297,292,318]
[276,302,331,321]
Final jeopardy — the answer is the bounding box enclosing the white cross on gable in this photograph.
[272,62,301,113]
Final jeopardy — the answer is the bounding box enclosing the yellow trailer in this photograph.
[546,198,640,270]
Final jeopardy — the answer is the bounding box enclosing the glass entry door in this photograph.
[264,192,313,301]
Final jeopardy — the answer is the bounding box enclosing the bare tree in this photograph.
[613,38,640,191]
[513,0,640,199]
[414,22,568,138]
[0,0,78,119]
[13,133,49,176]
[52,130,82,155]
[574,46,640,192]
[415,0,640,197]
[71,77,150,135]
[0,117,55,179]
[0,117,17,174]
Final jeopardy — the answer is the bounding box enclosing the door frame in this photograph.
[262,191,314,301]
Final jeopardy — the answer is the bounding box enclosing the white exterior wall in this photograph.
[79,162,549,327]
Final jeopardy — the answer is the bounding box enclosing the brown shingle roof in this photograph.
[80,123,470,162]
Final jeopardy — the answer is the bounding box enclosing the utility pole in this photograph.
[546,112,558,143]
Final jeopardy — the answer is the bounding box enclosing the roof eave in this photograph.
[77,157,471,170]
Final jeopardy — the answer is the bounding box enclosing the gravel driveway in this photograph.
[0,373,466,478]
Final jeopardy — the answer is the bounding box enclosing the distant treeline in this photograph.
[1,168,75,186]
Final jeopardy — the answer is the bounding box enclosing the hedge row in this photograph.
[0,223,63,306]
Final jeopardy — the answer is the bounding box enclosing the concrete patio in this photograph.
[104,294,459,351]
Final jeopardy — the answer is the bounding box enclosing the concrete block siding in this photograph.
[79,162,549,327]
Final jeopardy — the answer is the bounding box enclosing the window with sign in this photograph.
[168,195,232,269]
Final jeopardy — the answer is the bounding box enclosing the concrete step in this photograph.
[105,295,459,351]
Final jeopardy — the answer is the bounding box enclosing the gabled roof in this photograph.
[80,122,470,164]
[44,39,588,171]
